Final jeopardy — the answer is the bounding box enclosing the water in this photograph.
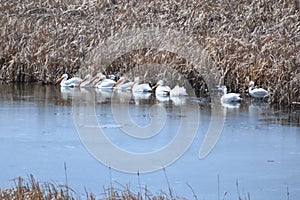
[0,83,299,199]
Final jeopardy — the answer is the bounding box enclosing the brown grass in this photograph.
[0,175,185,200]
[0,175,76,200]
[0,0,299,105]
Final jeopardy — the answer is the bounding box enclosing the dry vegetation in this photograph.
[0,0,299,105]
[0,175,185,200]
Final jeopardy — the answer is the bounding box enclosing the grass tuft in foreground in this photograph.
[0,175,76,200]
[0,174,185,200]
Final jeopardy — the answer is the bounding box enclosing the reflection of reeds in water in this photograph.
[0,0,299,105]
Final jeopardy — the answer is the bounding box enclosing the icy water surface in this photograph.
[0,83,299,199]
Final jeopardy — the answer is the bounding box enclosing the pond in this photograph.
[0,83,299,200]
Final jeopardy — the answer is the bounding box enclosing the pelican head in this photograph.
[84,74,92,80]
[130,77,140,90]
[249,81,255,88]
[216,85,228,95]
[152,80,164,90]
[220,85,228,94]
[113,76,126,88]
[79,74,92,87]
[213,85,227,95]
[55,74,68,84]
[100,73,107,80]
[109,74,116,80]
[88,73,104,86]
[157,80,164,85]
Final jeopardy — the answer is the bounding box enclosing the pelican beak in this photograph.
[113,79,122,88]
[79,77,87,87]
[130,82,137,90]
[151,83,159,90]
[88,76,99,86]
[55,76,64,85]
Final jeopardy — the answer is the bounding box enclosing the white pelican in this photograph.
[113,77,134,91]
[95,74,116,89]
[249,81,269,98]
[219,86,242,103]
[170,85,188,97]
[131,77,152,93]
[78,74,92,87]
[55,74,82,87]
[88,73,103,87]
[152,80,171,96]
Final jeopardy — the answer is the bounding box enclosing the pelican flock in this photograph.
[56,73,270,104]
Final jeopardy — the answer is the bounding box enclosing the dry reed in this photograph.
[0,0,299,105]
[0,175,77,200]
[0,175,185,200]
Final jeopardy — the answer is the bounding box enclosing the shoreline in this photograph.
[1,0,299,105]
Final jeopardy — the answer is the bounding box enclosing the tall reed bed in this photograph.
[0,0,299,105]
